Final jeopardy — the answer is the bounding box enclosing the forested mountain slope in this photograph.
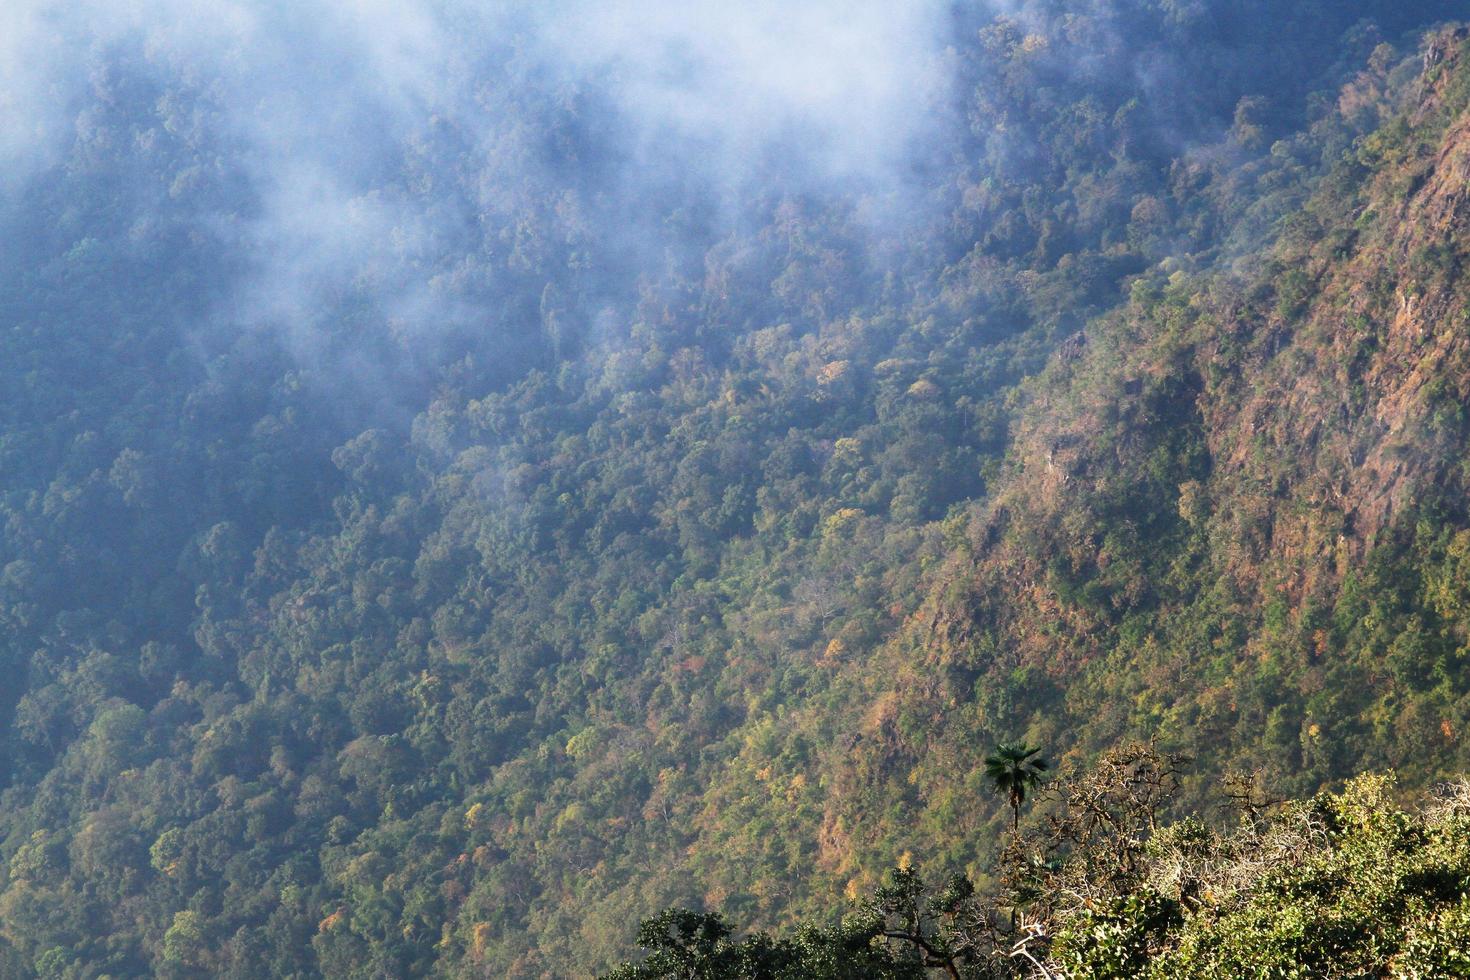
[612,31,1470,977]
[1,4,1468,978]
[607,761,1470,978]
[859,23,1470,829]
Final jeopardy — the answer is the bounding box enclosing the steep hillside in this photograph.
[816,28,1470,881]
[2,6,1468,979]
[606,761,1470,978]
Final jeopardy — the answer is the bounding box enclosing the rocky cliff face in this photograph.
[1232,34,1470,550]
[814,30,1470,874]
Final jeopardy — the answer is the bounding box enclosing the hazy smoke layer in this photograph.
[1,0,958,360]
[539,1,955,184]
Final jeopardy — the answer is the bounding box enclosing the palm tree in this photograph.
[984,742,1049,831]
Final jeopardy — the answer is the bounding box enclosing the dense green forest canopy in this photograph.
[606,751,1470,978]
[3,1,1470,976]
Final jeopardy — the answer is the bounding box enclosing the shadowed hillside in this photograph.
[2,6,1470,979]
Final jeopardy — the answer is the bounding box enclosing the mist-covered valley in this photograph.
[5,2,1470,976]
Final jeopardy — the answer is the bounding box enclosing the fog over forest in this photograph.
[5,2,1470,977]
[2,0,1347,395]
[3,0,961,390]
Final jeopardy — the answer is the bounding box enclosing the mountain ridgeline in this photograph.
[3,4,1470,977]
